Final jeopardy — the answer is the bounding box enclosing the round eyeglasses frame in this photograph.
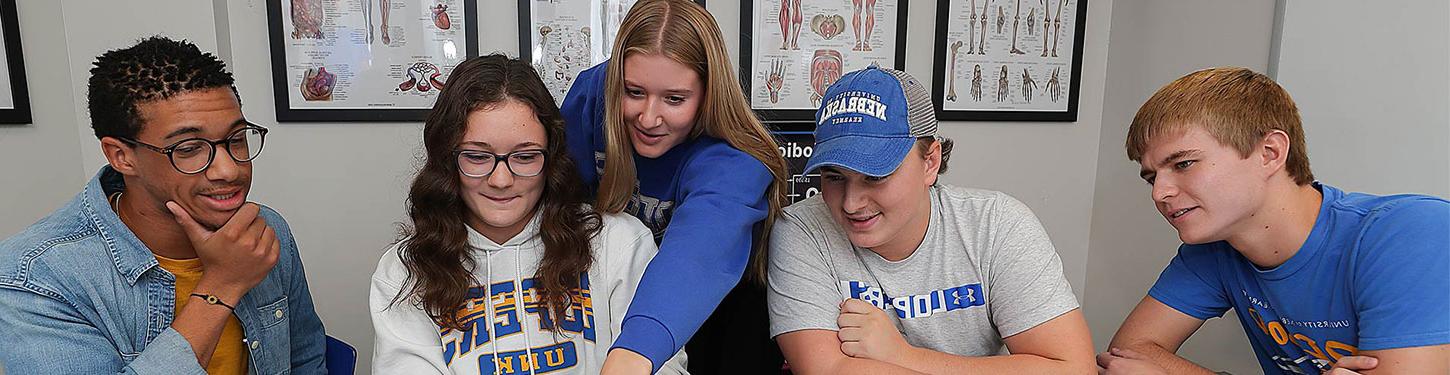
[118,125,268,175]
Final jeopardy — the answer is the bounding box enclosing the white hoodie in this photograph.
[370,211,689,374]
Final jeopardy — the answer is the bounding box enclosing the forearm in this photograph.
[171,280,245,366]
[613,267,738,368]
[169,297,233,366]
[793,356,925,375]
[1113,341,1215,375]
[613,228,752,367]
[895,347,1093,375]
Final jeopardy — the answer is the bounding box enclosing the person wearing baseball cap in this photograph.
[766,65,1094,374]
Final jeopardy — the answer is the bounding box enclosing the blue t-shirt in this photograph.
[1149,182,1450,374]
[560,61,774,371]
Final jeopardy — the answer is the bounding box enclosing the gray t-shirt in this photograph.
[767,185,1078,356]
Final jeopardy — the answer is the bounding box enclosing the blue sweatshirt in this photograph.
[560,62,773,371]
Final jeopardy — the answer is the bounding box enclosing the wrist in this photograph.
[189,293,236,311]
[603,348,652,374]
[891,343,923,367]
[194,278,248,304]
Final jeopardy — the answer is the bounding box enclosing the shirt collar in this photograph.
[81,166,161,285]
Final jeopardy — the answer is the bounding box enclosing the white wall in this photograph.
[1083,0,1275,373]
[1274,0,1450,198]
[0,1,83,238]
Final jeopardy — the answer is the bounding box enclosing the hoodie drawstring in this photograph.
[514,248,537,375]
[485,249,501,375]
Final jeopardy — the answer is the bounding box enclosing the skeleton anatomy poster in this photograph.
[743,0,907,123]
[932,0,1085,121]
[268,0,476,121]
[520,0,705,105]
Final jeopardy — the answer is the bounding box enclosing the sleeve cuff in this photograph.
[1147,287,1225,321]
[128,328,207,374]
[612,316,677,373]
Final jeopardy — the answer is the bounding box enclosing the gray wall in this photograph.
[0,1,81,238]
[1274,0,1450,198]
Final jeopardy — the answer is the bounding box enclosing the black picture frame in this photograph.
[741,0,909,129]
[0,0,31,124]
[930,0,1086,122]
[266,0,478,122]
[517,0,705,104]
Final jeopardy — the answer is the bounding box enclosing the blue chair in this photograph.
[326,335,357,375]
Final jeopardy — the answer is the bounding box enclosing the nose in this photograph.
[841,180,870,214]
[637,98,662,130]
[205,147,243,182]
[486,161,515,189]
[1152,175,1178,204]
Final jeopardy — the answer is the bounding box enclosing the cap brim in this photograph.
[804,135,915,177]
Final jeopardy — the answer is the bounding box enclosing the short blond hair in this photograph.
[1126,67,1314,185]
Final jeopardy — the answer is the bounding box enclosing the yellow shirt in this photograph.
[156,254,248,375]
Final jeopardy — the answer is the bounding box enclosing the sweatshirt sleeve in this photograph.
[610,146,773,371]
[603,215,691,374]
[370,244,450,374]
[560,61,610,188]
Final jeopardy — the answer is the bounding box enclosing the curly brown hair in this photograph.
[396,54,601,331]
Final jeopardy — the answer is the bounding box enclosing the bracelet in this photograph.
[190,293,236,311]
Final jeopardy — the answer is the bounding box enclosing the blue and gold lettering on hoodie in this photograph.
[441,275,595,374]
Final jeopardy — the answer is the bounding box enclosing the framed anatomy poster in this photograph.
[267,0,477,122]
[0,0,30,124]
[741,0,908,126]
[931,0,1086,121]
[519,0,705,105]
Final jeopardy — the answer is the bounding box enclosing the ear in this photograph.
[1258,130,1290,178]
[922,141,942,186]
[100,137,141,177]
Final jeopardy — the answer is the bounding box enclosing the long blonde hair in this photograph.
[598,0,787,283]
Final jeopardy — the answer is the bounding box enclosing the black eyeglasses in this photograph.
[119,125,268,174]
[455,149,546,178]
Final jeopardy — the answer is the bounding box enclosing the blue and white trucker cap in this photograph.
[805,65,938,177]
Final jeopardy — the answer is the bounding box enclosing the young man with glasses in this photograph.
[0,37,326,374]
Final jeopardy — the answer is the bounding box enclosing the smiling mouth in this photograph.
[635,127,667,138]
[484,194,516,203]
[198,188,246,211]
[846,212,881,227]
[1170,207,1197,219]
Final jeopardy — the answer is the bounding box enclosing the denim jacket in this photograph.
[0,167,326,374]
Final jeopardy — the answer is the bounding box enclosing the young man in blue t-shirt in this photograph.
[1097,67,1449,374]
